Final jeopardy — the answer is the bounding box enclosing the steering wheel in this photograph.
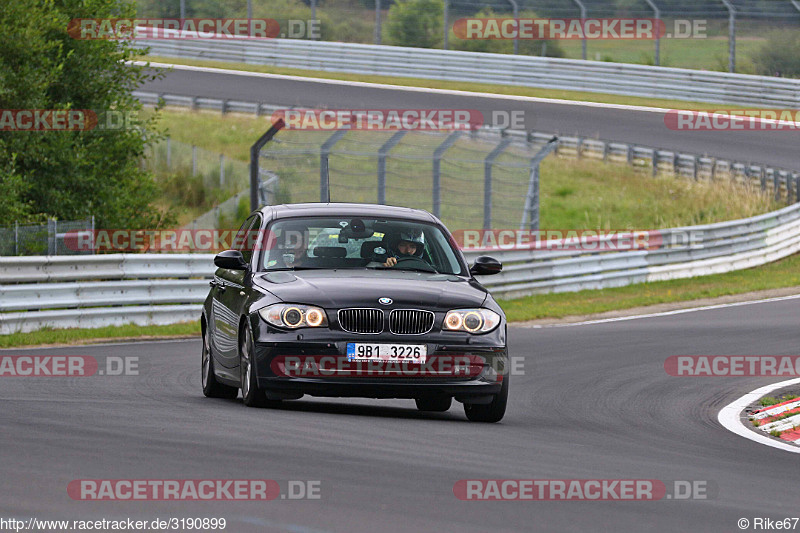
[393,255,437,273]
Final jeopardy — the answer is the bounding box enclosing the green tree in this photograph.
[0,0,169,228]
[385,0,443,48]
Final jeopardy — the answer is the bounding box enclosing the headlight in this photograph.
[443,308,501,333]
[258,304,329,329]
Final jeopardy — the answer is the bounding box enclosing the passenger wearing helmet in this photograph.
[383,229,425,267]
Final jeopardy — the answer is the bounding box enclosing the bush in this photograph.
[385,0,443,48]
[751,30,800,78]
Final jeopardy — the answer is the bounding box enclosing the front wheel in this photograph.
[464,376,508,423]
[239,325,280,408]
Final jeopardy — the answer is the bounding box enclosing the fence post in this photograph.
[484,137,513,230]
[47,218,56,256]
[720,0,736,72]
[432,131,462,218]
[374,0,382,44]
[14,221,18,256]
[571,0,587,60]
[377,131,407,205]
[219,154,225,187]
[320,129,348,202]
[250,120,286,211]
[644,0,660,65]
[521,137,559,231]
[443,0,449,50]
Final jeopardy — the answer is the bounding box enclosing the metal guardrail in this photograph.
[0,255,213,334]
[135,38,800,107]
[3,202,800,332]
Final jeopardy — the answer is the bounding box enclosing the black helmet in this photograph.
[390,228,425,257]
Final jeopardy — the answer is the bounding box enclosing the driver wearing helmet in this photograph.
[383,229,425,267]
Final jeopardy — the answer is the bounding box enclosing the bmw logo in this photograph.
[378,297,393,305]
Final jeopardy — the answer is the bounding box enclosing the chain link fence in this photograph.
[258,128,554,231]
[0,219,95,256]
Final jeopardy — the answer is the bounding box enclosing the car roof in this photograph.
[261,203,437,223]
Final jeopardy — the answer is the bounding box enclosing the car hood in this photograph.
[253,269,488,310]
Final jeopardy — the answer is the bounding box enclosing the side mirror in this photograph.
[214,250,248,270]
[470,256,502,276]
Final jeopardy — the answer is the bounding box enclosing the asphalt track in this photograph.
[2,298,798,533]
[141,65,800,170]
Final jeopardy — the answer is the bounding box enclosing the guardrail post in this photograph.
[627,145,634,165]
[773,169,780,202]
[786,171,794,205]
[760,167,766,192]
[602,142,608,162]
[221,99,228,114]
[432,131,462,218]
[320,129,348,203]
[795,175,800,203]
[652,150,658,177]
[377,131,407,205]
[484,137,513,229]
[672,153,679,176]
[693,156,699,181]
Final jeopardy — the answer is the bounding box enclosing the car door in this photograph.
[211,214,260,373]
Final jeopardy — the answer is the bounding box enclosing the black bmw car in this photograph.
[201,203,509,422]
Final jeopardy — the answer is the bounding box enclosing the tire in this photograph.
[239,324,279,408]
[464,376,508,423]
[415,396,452,412]
[202,324,238,399]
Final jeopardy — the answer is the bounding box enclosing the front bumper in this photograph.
[250,319,507,402]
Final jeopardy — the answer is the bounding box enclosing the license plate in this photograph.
[346,343,427,363]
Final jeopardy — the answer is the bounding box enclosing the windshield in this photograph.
[261,216,465,276]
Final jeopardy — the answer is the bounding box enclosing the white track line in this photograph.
[718,377,800,454]
[132,60,672,115]
[519,293,800,329]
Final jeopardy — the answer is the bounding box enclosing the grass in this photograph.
[497,251,800,321]
[141,55,772,112]
[0,322,199,349]
[557,36,763,73]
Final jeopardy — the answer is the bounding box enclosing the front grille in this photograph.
[338,308,384,334]
[390,309,435,335]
